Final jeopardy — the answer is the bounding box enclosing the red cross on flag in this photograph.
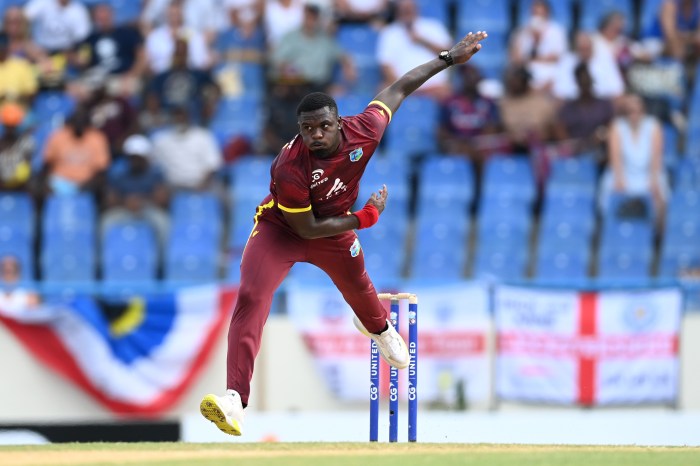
[495,286,682,406]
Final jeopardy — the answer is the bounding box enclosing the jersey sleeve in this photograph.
[352,100,392,142]
[273,166,312,213]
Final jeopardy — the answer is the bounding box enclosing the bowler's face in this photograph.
[298,107,342,159]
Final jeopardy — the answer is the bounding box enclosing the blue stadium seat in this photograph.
[673,157,700,191]
[0,193,34,238]
[482,155,536,205]
[415,0,451,24]
[457,0,510,35]
[667,189,700,225]
[209,95,265,146]
[658,249,700,277]
[385,97,439,158]
[226,252,244,283]
[639,0,665,36]
[43,194,97,234]
[417,156,474,207]
[42,227,96,281]
[165,241,219,283]
[603,193,655,223]
[337,24,378,63]
[547,156,598,192]
[0,224,33,281]
[411,218,469,279]
[542,188,596,230]
[597,250,652,280]
[599,220,654,253]
[473,244,529,281]
[357,156,411,220]
[111,0,143,25]
[102,222,159,283]
[357,220,408,281]
[170,192,223,237]
[516,0,574,30]
[336,93,375,117]
[32,92,76,123]
[535,250,589,281]
[537,219,593,255]
[579,0,634,32]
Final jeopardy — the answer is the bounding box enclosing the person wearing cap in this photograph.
[101,134,170,253]
[0,32,38,105]
[0,102,35,193]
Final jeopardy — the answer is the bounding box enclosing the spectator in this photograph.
[552,32,625,101]
[270,3,355,90]
[376,0,452,99]
[141,0,224,44]
[599,94,669,218]
[3,7,54,87]
[552,63,614,156]
[85,77,138,158]
[101,134,170,253]
[144,1,211,74]
[335,0,389,24]
[41,107,110,197]
[264,0,305,48]
[138,92,170,135]
[224,0,264,33]
[0,255,39,310]
[593,11,639,70]
[510,0,568,90]
[23,0,90,54]
[213,1,266,98]
[437,64,504,162]
[499,65,556,154]
[145,38,219,123]
[73,2,146,97]
[263,3,355,153]
[644,0,700,63]
[0,33,38,106]
[151,106,223,191]
[0,103,35,192]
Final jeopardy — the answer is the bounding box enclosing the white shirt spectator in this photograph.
[145,26,211,73]
[553,37,625,100]
[265,0,305,47]
[512,18,568,89]
[342,0,387,14]
[152,127,222,189]
[376,17,451,89]
[142,0,225,34]
[24,0,90,52]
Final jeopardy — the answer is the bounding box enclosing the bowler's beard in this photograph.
[310,147,333,159]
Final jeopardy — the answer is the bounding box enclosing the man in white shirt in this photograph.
[376,0,452,98]
[141,0,225,43]
[151,107,223,191]
[552,32,625,100]
[24,0,90,53]
[145,1,211,73]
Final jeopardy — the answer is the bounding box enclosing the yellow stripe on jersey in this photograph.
[277,203,312,213]
[369,100,392,122]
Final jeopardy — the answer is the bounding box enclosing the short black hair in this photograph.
[296,92,338,117]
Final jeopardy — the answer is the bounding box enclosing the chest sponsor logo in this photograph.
[349,147,363,162]
[349,238,361,257]
[310,169,328,189]
[325,178,348,199]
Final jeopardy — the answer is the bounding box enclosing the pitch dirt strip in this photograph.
[1,443,699,466]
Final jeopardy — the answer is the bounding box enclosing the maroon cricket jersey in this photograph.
[255,100,392,233]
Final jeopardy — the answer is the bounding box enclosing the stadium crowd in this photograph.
[0,0,699,297]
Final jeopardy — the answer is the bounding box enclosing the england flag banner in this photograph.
[0,285,236,416]
[495,286,682,406]
[287,283,492,406]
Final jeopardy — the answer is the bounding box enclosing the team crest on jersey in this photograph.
[349,147,363,162]
[349,238,361,257]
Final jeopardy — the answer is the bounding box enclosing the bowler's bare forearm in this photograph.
[374,59,448,114]
[282,209,359,239]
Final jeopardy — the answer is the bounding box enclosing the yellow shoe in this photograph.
[199,390,244,436]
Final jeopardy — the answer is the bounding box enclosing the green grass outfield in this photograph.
[1,442,699,466]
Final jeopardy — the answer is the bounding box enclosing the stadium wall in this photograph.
[1,312,700,423]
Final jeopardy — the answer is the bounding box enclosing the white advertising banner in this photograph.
[495,286,682,406]
[286,283,491,405]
